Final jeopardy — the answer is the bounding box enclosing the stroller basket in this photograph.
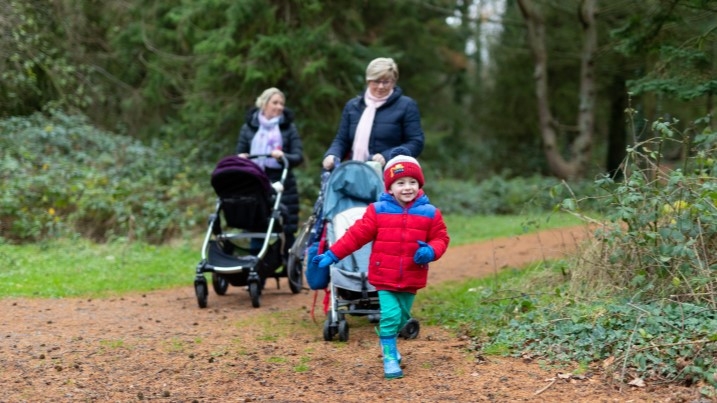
[207,240,259,270]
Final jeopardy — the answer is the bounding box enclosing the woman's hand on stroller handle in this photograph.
[370,153,385,167]
[322,155,340,171]
[271,181,284,192]
[269,149,284,160]
[312,250,339,269]
[241,153,289,166]
[322,154,386,171]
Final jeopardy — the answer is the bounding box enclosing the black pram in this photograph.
[193,154,303,308]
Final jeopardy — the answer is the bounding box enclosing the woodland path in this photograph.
[0,226,699,402]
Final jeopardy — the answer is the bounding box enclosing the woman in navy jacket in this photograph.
[322,57,425,169]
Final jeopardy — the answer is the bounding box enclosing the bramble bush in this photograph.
[422,114,717,393]
[543,115,717,388]
[425,271,717,389]
[565,116,717,303]
[0,111,210,244]
[559,116,717,388]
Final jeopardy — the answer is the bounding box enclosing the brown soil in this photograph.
[0,226,705,402]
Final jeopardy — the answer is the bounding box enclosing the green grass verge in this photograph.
[416,259,717,391]
[416,260,563,334]
[0,238,197,298]
[444,211,583,245]
[0,212,583,298]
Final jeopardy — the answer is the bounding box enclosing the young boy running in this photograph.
[313,148,450,379]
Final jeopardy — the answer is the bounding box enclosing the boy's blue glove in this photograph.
[413,241,435,265]
[311,250,339,269]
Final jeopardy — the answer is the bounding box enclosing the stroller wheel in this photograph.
[194,278,208,309]
[212,273,229,295]
[399,318,420,340]
[288,220,312,294]
[249,281,261,308]
[338,320,349,342]
[323,318,335,341]
[286,254,303,294]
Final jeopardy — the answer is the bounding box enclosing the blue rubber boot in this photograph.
[395,336,402,365]
[379,335,403,379]
[375,327,401,364]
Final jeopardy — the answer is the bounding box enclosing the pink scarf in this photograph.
[352,90,392,161]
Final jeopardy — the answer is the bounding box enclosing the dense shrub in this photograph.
[421,115,717,392]
[422,267,717,390]
[0,112,210,243]
[565,117,717,304]
[292,161,605,220]
[559,116,717,386]
[0,111,607,244]
[427,174,605,216]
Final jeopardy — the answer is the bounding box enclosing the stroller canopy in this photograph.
[211,155,272,197]
[322,161,383,221]
[211,155,275,231]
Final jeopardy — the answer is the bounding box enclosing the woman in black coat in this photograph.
[236,87,304,255]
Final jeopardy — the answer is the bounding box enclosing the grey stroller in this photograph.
[299,160,420,342]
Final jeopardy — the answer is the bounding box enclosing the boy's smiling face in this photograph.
[388,176,420,207]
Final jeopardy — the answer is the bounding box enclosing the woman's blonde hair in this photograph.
[365,58,399,81]
[255,87,285,109]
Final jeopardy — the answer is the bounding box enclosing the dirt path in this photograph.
[0,226,699,402]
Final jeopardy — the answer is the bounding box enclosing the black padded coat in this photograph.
[236,107,304,234]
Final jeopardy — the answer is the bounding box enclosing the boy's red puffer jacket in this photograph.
[329,191,449,294]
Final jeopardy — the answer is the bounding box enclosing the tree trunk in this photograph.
[517,0,598,180]
[606,75,628,181]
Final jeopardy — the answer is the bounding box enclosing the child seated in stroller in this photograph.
[314,150,450,380]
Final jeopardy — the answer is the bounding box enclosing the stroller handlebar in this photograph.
[245,153,290,185]
[247,153,289,166]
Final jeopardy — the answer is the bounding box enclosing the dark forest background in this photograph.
[3,0,714,177]
[2,0,717,243]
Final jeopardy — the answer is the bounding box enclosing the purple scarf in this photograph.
[251,113,283,169]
